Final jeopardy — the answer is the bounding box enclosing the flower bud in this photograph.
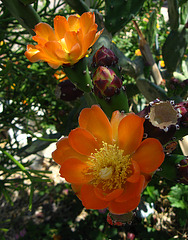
[55,79,83,101]
[93,66,122,98]
[92,46,118,67]
[177,158,188,184]
[137,99,181,145]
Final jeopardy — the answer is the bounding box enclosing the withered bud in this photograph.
[137,100,181,145]
[107,211,134,226]
[92,46,118,67]
[149,101,178,130]
[55,79,83,101]
[93,66,122,98]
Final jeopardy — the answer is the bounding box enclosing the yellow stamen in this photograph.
[85,142,132,190]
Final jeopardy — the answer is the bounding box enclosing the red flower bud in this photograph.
[175,101,188,127]
[93,66,122,98]
[92,46,118,67]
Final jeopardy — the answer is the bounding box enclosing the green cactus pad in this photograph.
[162,26,188,74]
[105,0,145,35]
[136,78,168,102]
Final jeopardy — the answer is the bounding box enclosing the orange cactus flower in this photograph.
[52,105,165,214]
[53,70,68,82]
[25,12,103,69]
[135,49,142,56]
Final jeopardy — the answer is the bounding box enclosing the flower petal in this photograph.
[110,110,126,142]
[33,23,57,44]
[47,62,61,69]
[79,105,112,144]
[69,43,82,63]
[81,184,109,209]
[39,41,62,62]
[71,183,82,199]
[80,12,95,35]
[116,175,145,202]
[118,114,145,155]
[64,31,79,52]
[81,30,97,54]
[55,49,70,64]
[90,29,104,46]
[68,15,80,31]
[132,138,165,173]
[54,15,69,39]
[94,188,124,201]
[68,128,99,156]
[126,160,140,183]
[59,158,92,184]
[25,44,41,62]
[52,137,88,165]
[109,195,141,214]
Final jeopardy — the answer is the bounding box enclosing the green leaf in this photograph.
[168,184,188,209]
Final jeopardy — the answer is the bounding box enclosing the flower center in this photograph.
[86,142,132,190]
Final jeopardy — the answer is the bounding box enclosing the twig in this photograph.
[132,20,163,85]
